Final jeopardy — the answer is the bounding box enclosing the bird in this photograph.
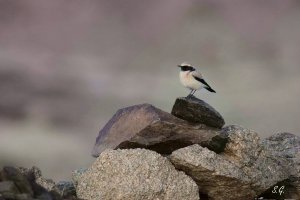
[177,62,216,97]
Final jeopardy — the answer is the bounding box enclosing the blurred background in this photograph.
[0,0,300,181]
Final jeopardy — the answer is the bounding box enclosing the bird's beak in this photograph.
[177,65,181,68]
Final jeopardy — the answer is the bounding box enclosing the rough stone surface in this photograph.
[170,125,292,200]
[0,181,19,195]
[92,103,225,157]
[0,166,83,199]
[171,96,225,128]
[221,126,292,193]
[18,166,55,199]
[262,132,300,199]
[17,166,79,200]
[263,132,300,175]
[219,125,261,166]
[1,167,34,196]
[0,167,38,200]
[77,149,199,200]
[72,168,87,188]
[56,181,76,198]
[170,145,256,200]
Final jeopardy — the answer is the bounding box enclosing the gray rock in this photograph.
[171,96,225,128]
[0,181,19,195]
[35,177,56,194]
[220,126,291,193]
[92,103,226,157]
[170,125,292,200]
[0,182,36,199]
[13,193,35,200]
[77,149,199,200]
[0,166,81,200]
[263,132,300,175]
[18,166,66,200]
[56,181,76,198]
[262,132,300,199]
[1,167,33,196]
[219,125,261,166]
[72,168,87,188]
[19,166,55,198]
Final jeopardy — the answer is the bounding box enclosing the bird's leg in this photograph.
[192,90,196,95]
[187,90,194,98]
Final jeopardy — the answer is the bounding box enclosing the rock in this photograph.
[170,145,256,200]
[171,96,225,128]
[92,103,226,157]
[258,177,300,200]
[12,193,35,200]
[219,125,261,166]
[35,177,56,194]
[262,132,300,199]
[0,181,19,195]
[56,181,76,198]
[18,166,54,199]
[263,132,300,175]
[0,167,34,197]
[0,182,35,199]
[77,149,199,200]
[0,166,81,200]
[169,125,292,200]
[72,168,87,189]
[221,126,292,193]
[18,166,75,200]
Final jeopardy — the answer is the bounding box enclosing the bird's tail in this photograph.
[204,86,216,93]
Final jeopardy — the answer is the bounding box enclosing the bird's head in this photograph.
[177,62,195,71]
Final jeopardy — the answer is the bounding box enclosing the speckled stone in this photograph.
[72,168,87,188]
[170,145,256,200]
[262,132,300,199]
[170,125,292,200]
[77,149,199,200]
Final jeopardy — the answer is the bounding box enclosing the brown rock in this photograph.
[170,145,256,200]
[92,103,226,157]
[171,96,225,128]
[169,125,292,200]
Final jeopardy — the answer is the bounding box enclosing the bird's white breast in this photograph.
[179,71,202,90]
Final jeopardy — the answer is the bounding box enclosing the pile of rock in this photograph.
[78,96,299,200]
[0,166,78,200]
[2,96,299,200]
[91,97,226,157]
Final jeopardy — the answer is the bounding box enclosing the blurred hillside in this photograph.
[0,0,300,180]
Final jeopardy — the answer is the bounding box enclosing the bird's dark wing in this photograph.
[204,86,216,93]
[193,76,216,93]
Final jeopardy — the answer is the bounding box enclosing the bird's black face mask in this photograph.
[179,66,195,71]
